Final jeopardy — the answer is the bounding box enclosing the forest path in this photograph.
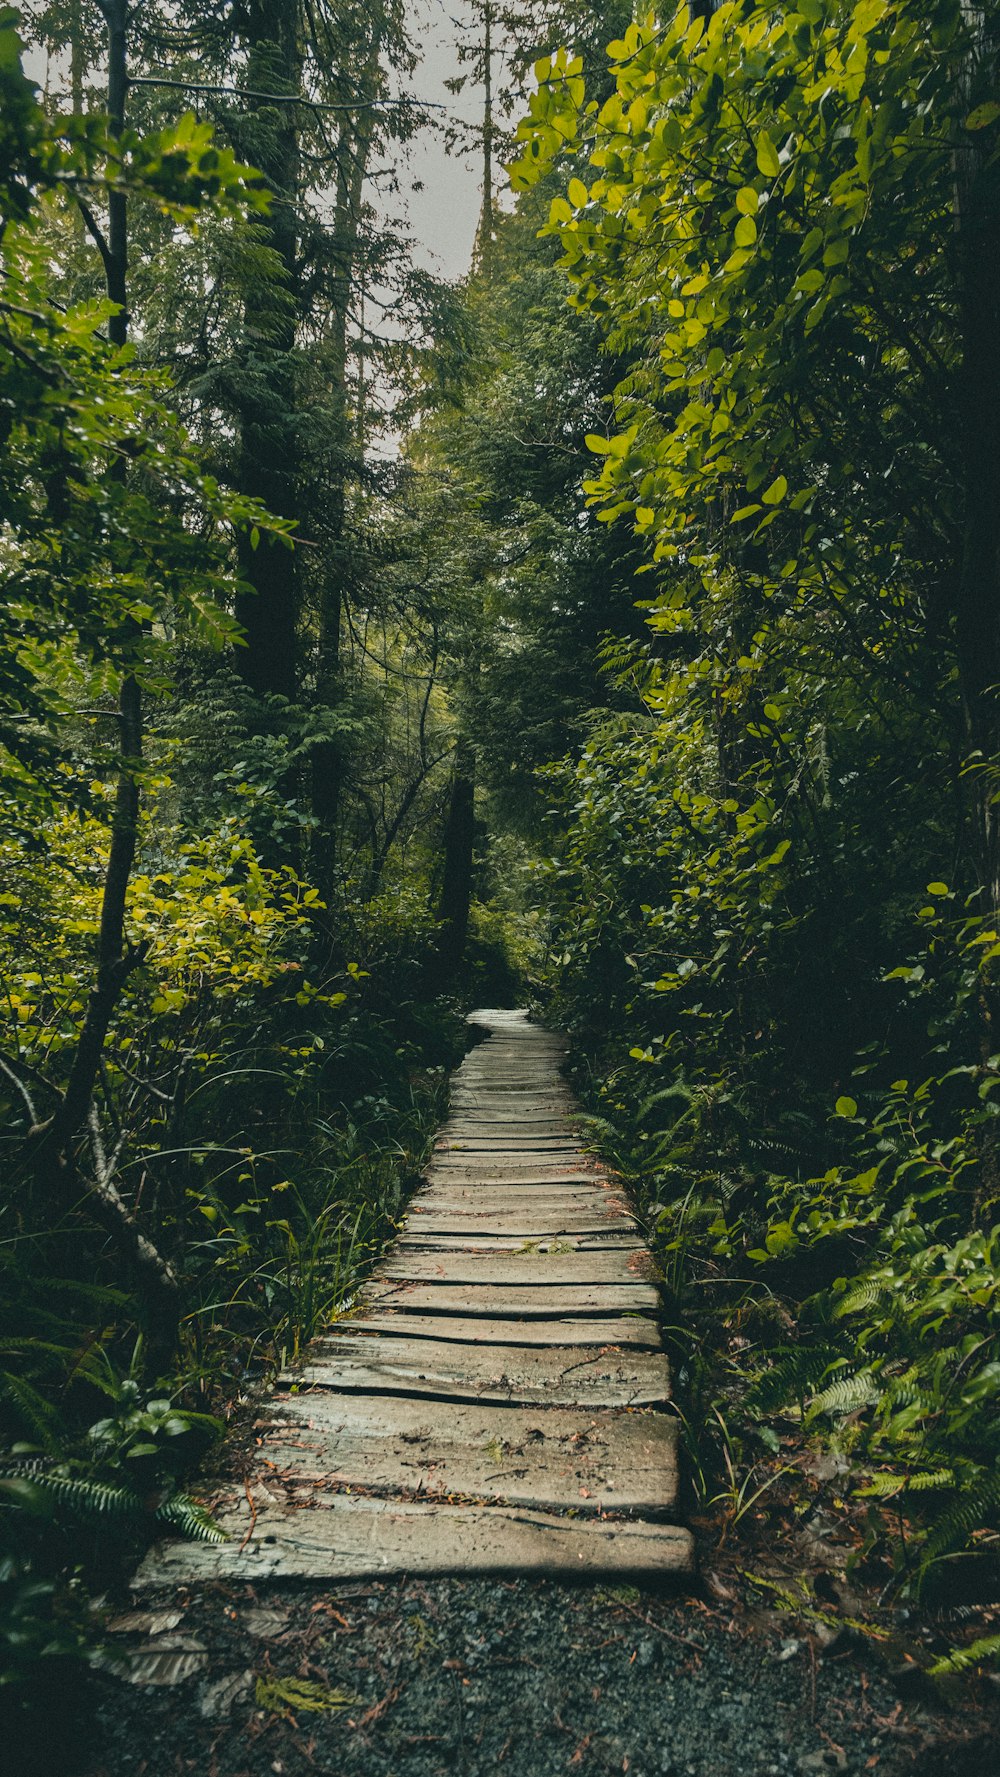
[137,1009,693,1586]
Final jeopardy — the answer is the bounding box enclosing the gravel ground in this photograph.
[47,1571,998,1777]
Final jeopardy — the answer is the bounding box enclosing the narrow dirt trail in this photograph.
[139,1009,692,1586]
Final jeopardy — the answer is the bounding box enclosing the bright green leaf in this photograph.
[756,131,780,177]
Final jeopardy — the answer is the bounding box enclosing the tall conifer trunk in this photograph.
[233,1,302,705]
[310,36,381,900]
[69,0,85,110]
[435,738,476,980]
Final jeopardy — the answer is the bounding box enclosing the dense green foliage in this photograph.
[508,0,1000,1610]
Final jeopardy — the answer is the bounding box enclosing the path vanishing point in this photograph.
[139,1010,694,1585]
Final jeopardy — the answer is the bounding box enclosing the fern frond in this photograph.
[856,1472,907,1499]
[0,1372,64,1454]
[882,1368,922,1410]
[746,1135,803,1162]
[747,1347,842,1415]
[33,1277,129,1307]
[905,1468,956,1492]
[4,1471,143,1521]
[833,1278,891,1320]
[919,1470,1000,1573]
[930,1633,1000,1676]
[809,1372,878,1417]
[636,1082,695,1125]
[857,1468,955,1498]
[0,1337,82,1363]
[156,1492,227,1544]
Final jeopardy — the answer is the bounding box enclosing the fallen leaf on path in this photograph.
[116,1636,209,1687]
[106,1610,184,1636]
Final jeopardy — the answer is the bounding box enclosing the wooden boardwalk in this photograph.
[138,1010,693,1585]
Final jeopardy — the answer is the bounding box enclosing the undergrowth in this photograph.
[548,875,1000,1676]
[570,1045,1000,1645]
[0,812,470,1752]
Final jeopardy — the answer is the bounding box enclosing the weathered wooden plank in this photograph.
[443,1133,576,1147]
[447,1113,574,1124]
[432,1154,590,1167]
[418,1189,617,1209]
[398,1220,637,1247]
[424,1165,602,1183]
[418,1180,621,1204]
[286,1367,668,1409]
[463,1048,564,1060]
[457,1077,567,1089]
[446,1120,576,1131]
[449,1090,573,1103]
[435,1137,581,1151]
[461,1065,566,1074]
[444,1119,574,1133]
[450,1107,573,1116]
[448,1092,573,1105]
[397,1234,644,1254]
[414,1187,620,1206]
[464,1039,564,1052]
[250,1397,679,1516]
[433,1153,584,1164]
[421,1186,615,1203]
[448,1085,568,1096]
[418,1177,615,1197]
[365,1280,662,1317]
[337,1311,663,1348]
[442,1135,576,1149]
[411,1196,623,1218]
[424,1172,602,1184]
[447,1098,573,1110]
[451,1075,565,1083]
[408,1208,639,1236]
[294,1336,670,1407]
[407,1199,631,1225]
[377,1250,656,1286]
[137,1494,693,1586]
[445,1129,577,1140]
[417,1215,623,1234]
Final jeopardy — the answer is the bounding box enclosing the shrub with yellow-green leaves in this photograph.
[0,806,347,1095]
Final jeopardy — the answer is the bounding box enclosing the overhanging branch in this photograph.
[127,75,445,115]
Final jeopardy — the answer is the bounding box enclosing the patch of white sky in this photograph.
[21,2,522,440]
[25,2,502,282]
[404,0,485,281]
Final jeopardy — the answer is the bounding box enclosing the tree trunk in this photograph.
[309,35,382,900]
[70,0,85,111]
[434,740,476,983]
[233,1,302,705]
[474,1,494,276]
